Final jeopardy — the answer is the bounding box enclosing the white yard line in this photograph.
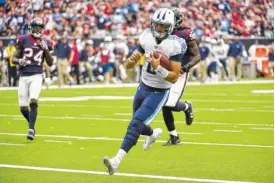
[213,130,242,133]
[12,118,26,121]
[0,164,255,183]
[0,142,25,146]
[250,128,274,131]
[177,132,202,135]
[0,80,272,91]
[113,113,132,116]
[1,102,273,111]
[44,140,72,144]
[0,113,273,127]
[0,132,272,148]
[251,90,274,94]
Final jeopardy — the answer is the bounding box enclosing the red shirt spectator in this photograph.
[70,43,79,65]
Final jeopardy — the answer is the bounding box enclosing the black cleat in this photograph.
[163,135,181,146]
[27,129,35,141]
[184,101,193,125]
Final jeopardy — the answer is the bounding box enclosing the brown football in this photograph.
[151,51,171,70]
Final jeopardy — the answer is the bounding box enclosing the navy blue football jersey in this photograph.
[173,26,196,65]
[17,35,53,76]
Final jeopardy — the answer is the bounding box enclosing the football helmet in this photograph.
[150,8,175,39]
[28,18,44,38]
[171,7,183,29]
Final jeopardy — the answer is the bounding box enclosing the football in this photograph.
[151,51,171,70]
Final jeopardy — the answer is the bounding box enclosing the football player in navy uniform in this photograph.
[12,18,54,140]
[162,8,201,145]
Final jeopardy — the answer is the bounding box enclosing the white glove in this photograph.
[39,40,49,51]
[19,59,30,66]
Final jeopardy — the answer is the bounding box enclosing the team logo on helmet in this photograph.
[28,18,44,38]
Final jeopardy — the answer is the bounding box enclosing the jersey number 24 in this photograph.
[23,48,43,65]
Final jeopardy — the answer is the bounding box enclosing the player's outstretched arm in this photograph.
[183,40,201,72]
[124,50,143,69]
[150,54,181,83]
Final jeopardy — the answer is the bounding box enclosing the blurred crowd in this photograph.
[0,36,273,87]
[0,0,274,87]
[0,0,274,39]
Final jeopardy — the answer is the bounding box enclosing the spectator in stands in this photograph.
[55,37,71,86]
[0,40,6,86]
[4,40,17,86]
[227,38,244,81]
[79,43,94,83]
[268,44,274,78]
[199,40,210,83]
[69,39,80,85]
[95,43,115,84]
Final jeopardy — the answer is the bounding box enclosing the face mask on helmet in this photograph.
[151,21,173,39]
[150,8,175,39]
[171,8,183,29]
[29,19,44,38]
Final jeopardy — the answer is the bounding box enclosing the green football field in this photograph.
[0,81,273,183]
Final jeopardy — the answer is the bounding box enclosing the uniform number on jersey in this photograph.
[188,31,195,40]
[146,63,156,75]
[23,48,43,65]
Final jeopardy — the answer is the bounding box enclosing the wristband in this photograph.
[155,65,169,78]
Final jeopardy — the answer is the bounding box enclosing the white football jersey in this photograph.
[212,44,229,60]
[139,28,187,89]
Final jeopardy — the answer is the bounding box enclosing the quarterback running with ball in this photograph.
[103,8,187,175]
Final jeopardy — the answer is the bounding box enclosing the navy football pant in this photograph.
[121,82,169,152]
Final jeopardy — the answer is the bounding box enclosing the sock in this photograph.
[141,125,153,136]
[172,102,188,112]
[169,130,178,137]
[162,107,175,131]
[29,103,38,130]
[114,149,126,162]
[20,107,29,122]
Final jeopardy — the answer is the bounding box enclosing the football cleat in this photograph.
[143,128,162,150]
[27,129,35,140]
[184,101,194,125]
[103,156,119,175]
[163,134,181,146]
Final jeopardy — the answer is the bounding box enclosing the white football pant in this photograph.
[18,74,43,106]
[165,72,189,107]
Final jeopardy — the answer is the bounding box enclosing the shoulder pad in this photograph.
[139,28,151,49]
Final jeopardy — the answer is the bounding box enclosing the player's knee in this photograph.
[128,118,147,134]
[162,106,173,112]
[29,99,38,108]
[20,106,28,112]
[125,118,146,145]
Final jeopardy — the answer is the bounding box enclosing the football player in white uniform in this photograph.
[103,8,187,175]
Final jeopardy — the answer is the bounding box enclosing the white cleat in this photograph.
[143,128,162,151]
[103,156,119,175]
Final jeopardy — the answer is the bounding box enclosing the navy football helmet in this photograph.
[28,18,44,38]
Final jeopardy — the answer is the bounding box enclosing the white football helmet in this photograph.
[150,8,175,39]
